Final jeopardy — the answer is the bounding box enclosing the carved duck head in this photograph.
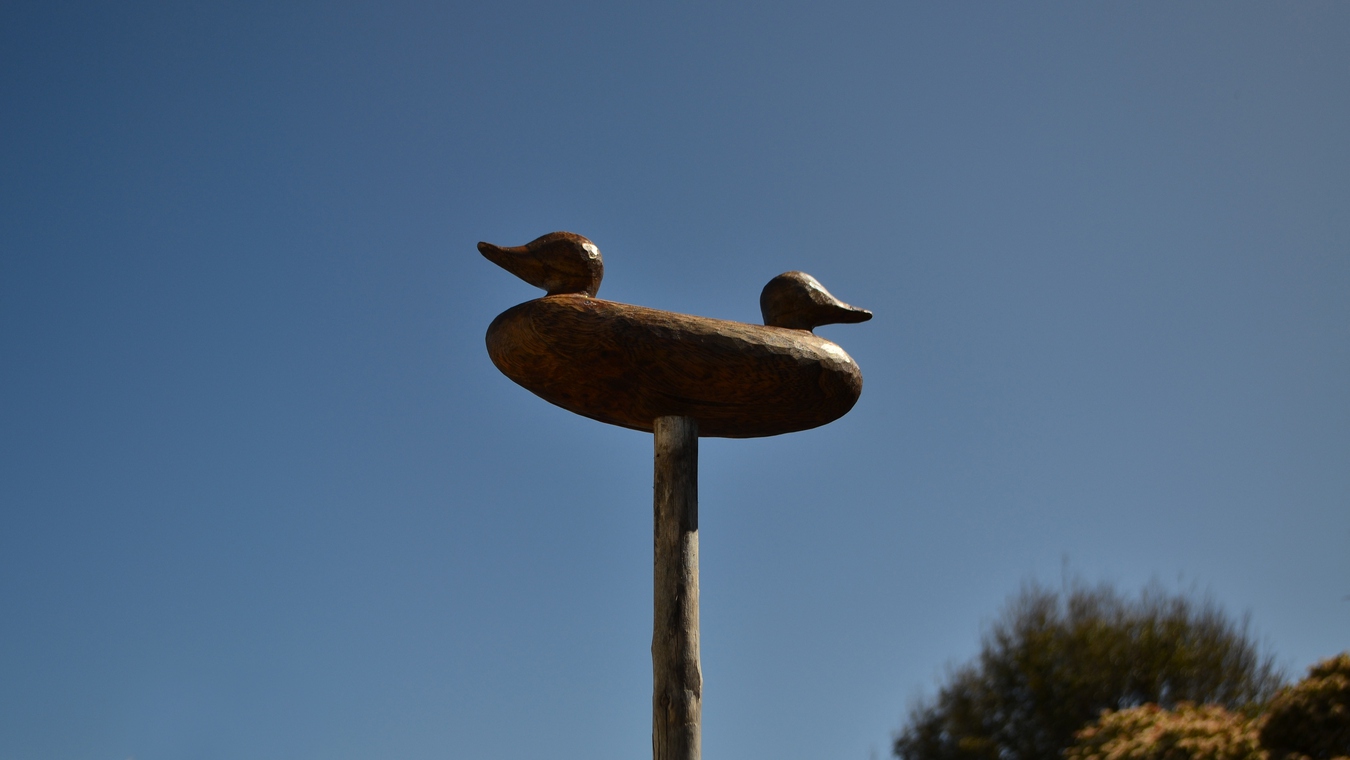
[760,271,872,332]
[479,231,604,297]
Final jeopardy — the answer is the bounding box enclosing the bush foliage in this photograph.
[892,581,1282,760]
[1065,703,1264,760]
[1064,652,1350,760]
[1259,652,1350,760]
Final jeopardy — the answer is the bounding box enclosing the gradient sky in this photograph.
[2,3,1347,759]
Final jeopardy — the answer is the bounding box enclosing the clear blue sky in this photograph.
[2,3,1346,758]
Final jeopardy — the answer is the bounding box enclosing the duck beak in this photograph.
[479,241,549,290]
[823,301,873,325]
[479,240,524,269]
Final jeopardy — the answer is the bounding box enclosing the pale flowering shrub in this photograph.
[1064,703,1265,760]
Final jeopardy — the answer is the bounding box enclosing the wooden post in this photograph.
[652,415,701,760]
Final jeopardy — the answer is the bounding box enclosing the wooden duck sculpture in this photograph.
[481,231,871,438]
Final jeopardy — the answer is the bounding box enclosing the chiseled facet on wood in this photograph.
[653,416,700,760]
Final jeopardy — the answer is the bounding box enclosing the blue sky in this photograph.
[2,2,1347,759]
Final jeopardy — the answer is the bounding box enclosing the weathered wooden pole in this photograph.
[652,415,701,760]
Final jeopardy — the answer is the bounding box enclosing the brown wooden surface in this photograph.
[485,295,864,438]
[477,232,604,297]
[652,416,700,760]
[760,270,872,330]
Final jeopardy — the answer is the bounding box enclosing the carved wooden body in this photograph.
[486,294,863,438]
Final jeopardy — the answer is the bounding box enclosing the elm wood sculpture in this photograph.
[480,231,871,760]
[482,233,871,438]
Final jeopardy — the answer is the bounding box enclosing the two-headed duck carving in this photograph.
[481,231,870,438]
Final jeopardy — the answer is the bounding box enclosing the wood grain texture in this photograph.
[760,271,872,330]
[485,295,864,438]
[477,232,603,297]
[652,416,700,760]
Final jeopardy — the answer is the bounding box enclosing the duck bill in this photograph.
[478,241,547,288]
[478,241,525,271]
[823,301,873,326]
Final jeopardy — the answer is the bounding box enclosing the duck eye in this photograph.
[583,243,599,260]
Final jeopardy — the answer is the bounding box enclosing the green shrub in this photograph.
[892,581,1282,760]
[1259,653,1350,760]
